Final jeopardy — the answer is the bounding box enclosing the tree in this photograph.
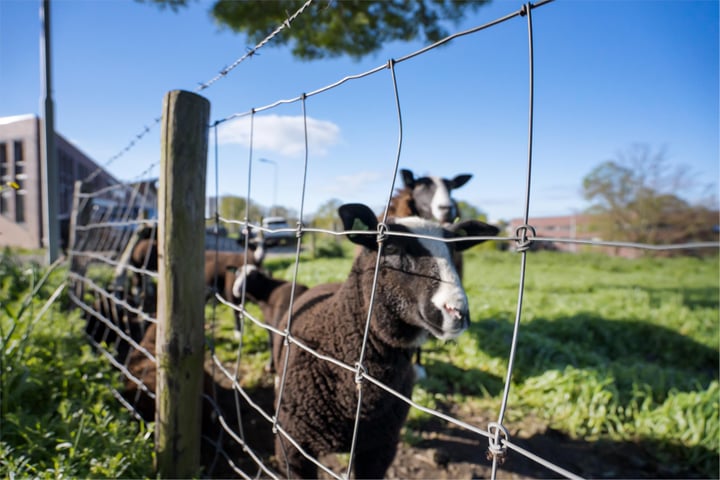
[138,0,490,60]
[582,144,717,248]
[216,195,263,234]
[456,200,489,222]
[311,198,344,230]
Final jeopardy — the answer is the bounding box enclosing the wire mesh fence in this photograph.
[62,0,718,478]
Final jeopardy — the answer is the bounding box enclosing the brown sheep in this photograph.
[122,322,236,430]
[128,236,265,304]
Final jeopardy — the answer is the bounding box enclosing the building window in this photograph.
[0,143,6,216]
[13,140,24,174]
[15,179,25,223]
[0,191,8,216]
[13,140,27,221]
[0,142,7,180]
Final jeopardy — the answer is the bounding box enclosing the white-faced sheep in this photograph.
[386,168,472,226]
[384,168,475,375]
[271,203,498,479]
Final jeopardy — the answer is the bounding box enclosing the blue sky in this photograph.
[1,0,718,222]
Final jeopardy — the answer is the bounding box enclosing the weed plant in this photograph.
[0,249,153,478]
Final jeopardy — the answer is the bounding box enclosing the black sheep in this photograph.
[231,264,309,372]
[271,203,498,478]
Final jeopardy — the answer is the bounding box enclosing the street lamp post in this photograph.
[258,158,278,216]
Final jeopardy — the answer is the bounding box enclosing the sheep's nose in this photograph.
[444,303,462,319]
[444,303,469,328]
[437,205,455,222]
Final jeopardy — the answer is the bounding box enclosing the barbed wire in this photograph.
[81,0,316,184]
[213,1,547,127]
[196,0,315,92]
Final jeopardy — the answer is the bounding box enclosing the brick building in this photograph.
[0,114,119,250]
[507,213,603,254]
[508,211,718,258]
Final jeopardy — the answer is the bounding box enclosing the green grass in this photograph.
[223,248,718,474]
[0,250,154,478]
[2,244,718,477]
[212,248,718,475]
[411,250,719,475]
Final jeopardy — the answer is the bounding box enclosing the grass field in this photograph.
[1,244,718,477]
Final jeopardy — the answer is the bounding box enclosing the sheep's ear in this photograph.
[447,220,499,251]
[400,169,415,188]
[449,174,472,190]
[338,203,379,251]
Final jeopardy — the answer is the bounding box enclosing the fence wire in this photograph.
[61,0,720,478]
[83,0,316,183]
[208,3,570,477]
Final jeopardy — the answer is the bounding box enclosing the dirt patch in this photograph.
[201,366,708,479]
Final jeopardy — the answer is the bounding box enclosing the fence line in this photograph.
[208,2,556,476]
[61,0,720,478]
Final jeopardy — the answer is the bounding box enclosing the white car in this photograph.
[262,216,296,246]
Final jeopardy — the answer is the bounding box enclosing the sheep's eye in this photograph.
[383,242,402,256]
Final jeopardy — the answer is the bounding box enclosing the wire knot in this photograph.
[514,224,536,252]
[354,362,367,386]
[486,422,509,465]
[295,221,304,238]
[376,222,388,244]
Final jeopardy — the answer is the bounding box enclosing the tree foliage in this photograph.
[456,200,488,222]
[311,198,344,230]
[138,0,490,60]
[213,195,260,234]
[582,144,718,248]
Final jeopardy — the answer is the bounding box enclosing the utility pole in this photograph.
[40,0,60,263]
[258,158,278,216]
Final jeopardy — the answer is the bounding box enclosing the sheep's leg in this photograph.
[353,443,398,479]
[274,435,316,479]
[233,310,243,339]
[266,330,275,372]
[413,347,427,380]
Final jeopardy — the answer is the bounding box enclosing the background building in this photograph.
[0,114,119,250]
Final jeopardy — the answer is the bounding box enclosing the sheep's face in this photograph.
[339,203,499,345]
[400,169,472,224]
[381,218,469,342]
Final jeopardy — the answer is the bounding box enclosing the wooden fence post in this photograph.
[67,180,89,296]
[155,90,210,477]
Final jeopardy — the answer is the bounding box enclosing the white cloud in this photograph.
[329,171,385,192]
[217,114,341,156]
